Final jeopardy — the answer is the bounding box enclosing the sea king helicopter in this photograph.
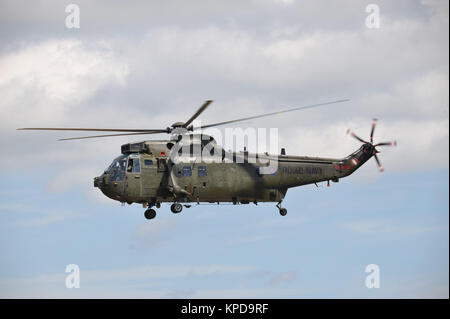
[18,99,396,220]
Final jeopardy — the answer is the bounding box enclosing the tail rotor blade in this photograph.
[370,118,377,144]
[374,154,384,172]
[347,130,367,143]
[375,141,397,147]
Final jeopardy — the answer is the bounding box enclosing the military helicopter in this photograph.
[18,99,396,220]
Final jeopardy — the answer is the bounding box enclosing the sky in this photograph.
[0,0,448,298]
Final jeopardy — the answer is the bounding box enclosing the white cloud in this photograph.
[126,15,447,94]
[0,40,126,102]
[0,0,447,201]
[283,117,449,176]
[0,39,128,127]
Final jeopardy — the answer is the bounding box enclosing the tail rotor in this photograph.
[347,119,397,172]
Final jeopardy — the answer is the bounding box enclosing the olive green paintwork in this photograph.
[94,135,376,207]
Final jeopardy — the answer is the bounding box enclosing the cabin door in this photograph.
[124,154,142,200]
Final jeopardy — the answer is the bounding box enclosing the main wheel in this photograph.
[279,208,287,216]
[144,209,156,220]
[170,203,183,214]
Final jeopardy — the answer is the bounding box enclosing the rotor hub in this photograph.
[171,122,185,128]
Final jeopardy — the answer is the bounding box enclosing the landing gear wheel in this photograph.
[279,208,287,216]
[171,203,183,214]
[144,209,156,220]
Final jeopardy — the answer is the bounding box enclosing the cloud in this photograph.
[0,0,447,300]
[269,270,297,286]
[0,1,447,200]
[0,40,126,100]
[0,39,128,126]
[122,13,447,96]
[0,38,131,184]
[285,117,449,176]
[0,263,257,298]
[273,0,296,5]
[133,218,179,247]
[0,2,448,190]
[340,218,448,235]
[0,203,80,227]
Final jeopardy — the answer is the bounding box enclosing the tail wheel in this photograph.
[171,203,183,214]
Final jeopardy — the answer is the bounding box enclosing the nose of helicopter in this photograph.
[94,173,110,190]
[94,176,99,187]
[93,175,103,188]
[94,173,122,202]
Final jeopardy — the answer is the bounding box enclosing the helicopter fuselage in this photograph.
[94,138,375,207]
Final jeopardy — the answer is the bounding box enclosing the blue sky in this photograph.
[0,0,448,298]
[0,168,447,298]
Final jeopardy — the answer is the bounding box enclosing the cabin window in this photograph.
[182,166,192,177]
[127,157,140,173]
[198,166,207,177]
[144,159,154,166]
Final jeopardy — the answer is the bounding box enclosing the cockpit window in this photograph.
[108,155,127,181]
[108,155,127,171]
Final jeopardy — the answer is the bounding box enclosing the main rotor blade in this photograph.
[197,99,350,130]
[18,127,167,133]
[183,100,213,127]
[58,131,165,141]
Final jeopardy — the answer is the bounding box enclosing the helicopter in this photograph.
[18,99,396,220]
